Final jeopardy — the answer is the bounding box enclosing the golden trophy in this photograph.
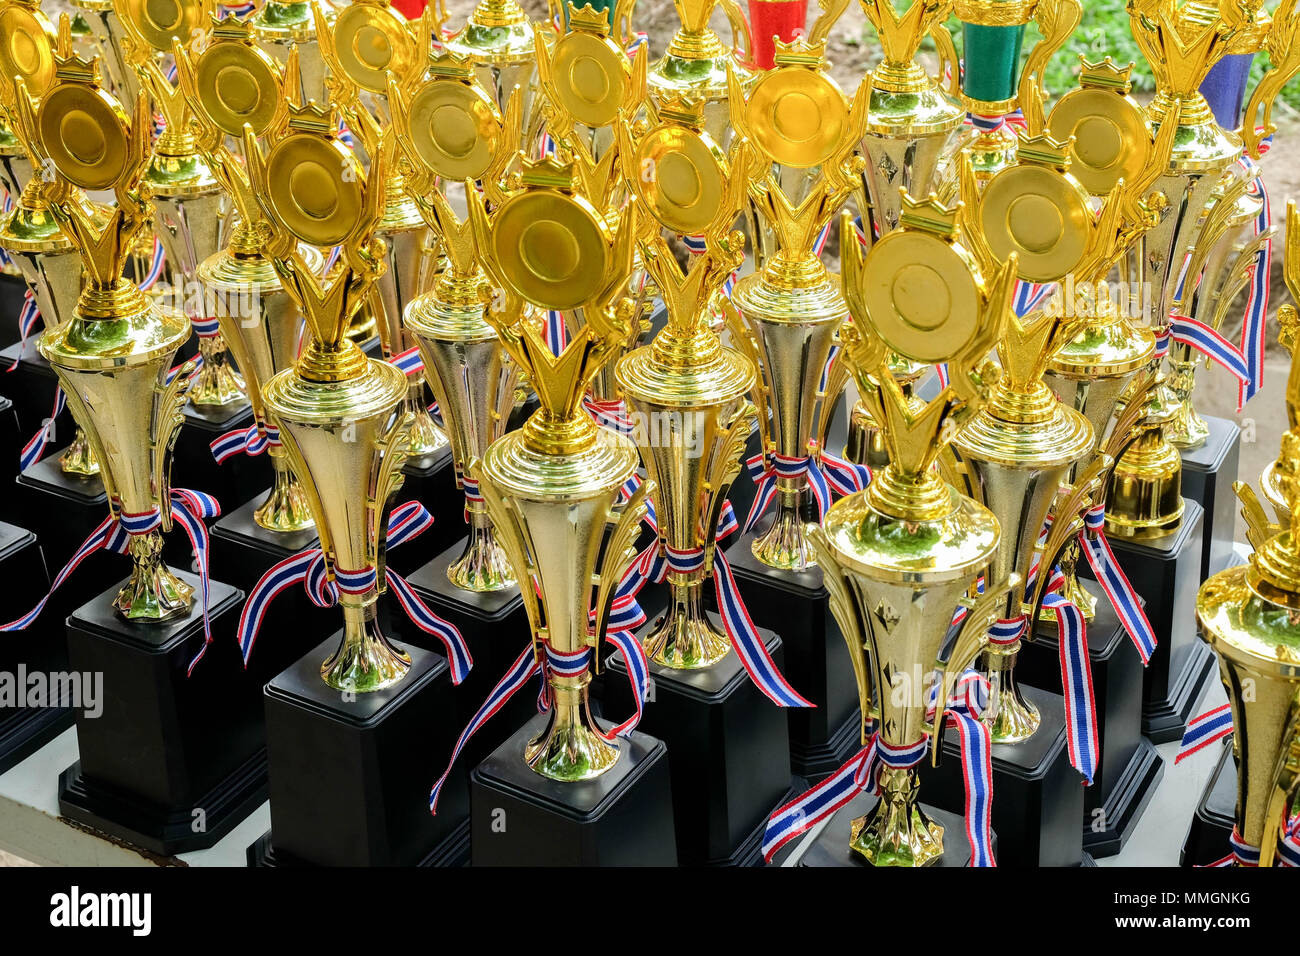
[239,105,469,692]
[6,49,214,630]
[172,17,318,533]
[763,200,1015,867]
[252,0,331,103]
[726,38,870,571]
[1257,201,1300,529]
[314,0,449,466]
[647,0,753,144]
[68,0,136,100]
[0,5,103,477]
[118,0,248,409]
[387,49,521,591]
[428,154,652,799]
[444,0,535,140]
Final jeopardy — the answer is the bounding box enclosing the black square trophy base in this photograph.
[923,685,1084,867]
[1104,499,1215,742]
[1179,415,1241,581]
[0,522,75,775]
[0,397,19,502]
[399,542,533,772]
[386,446,456,576]
[798,795,992,867]
[0,272,27,349]
[726,528,861,778]
[0,334,61,437]
[57,571,267,856]
[172,401,265,516]
[470,712,676,866]
[250,638,470,868]
[1181,739,1236,867]
[605,617,794,866]
[1016,581,1164,857]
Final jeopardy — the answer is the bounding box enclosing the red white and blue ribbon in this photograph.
[1175,702,1233,764]
[1207,820,1300,867]
[1076,505,1157,664]
[13,290,40,352]
[236,501,471,682]
[761,671,994,866]
[192,317,221,339]
[18,385,65,472]
[1014,281,1055,317]
[392,345,423,376]
[621,494,811,709]
[210,420,275,463]
[544,310,567,355]
[1,488,221,674]
[139,237,166,292]
[967,110,1027,135]
[742,445,872,531]
[582,394,634,436]
[1238,155,1271,407]
[1169,313,1251,392]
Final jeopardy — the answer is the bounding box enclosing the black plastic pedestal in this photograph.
[387,447,456,575]
[924,685,1083,866]
[0,522,74,774]
[1180,415,1241,581]
[470,712,677,865]
[57,570,270,856]
[1106,499,1215,742]
[605,619,793,866]
[173,402,264,516]
[0,396,19,503]
[402,542,533,770]
[0,335,63,439]
[798,795,990,867]
[251,638,469,867]
[726,528,860,778]
[1017,581,1164,857]
[1180,739,1236,867]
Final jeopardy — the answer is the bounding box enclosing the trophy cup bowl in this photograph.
[263,357,414,691]
[407,293,519,591]
[648,0,755,144]
[616,329,755,667]
[252,0,331,103]
[444,0,537,133]
[954,385,1093,742]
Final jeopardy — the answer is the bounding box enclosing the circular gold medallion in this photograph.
[1047,88,1147,196]
[862,231,980,363]
[195,41,282,137]
[550,32,625,129]
[746,70,846,169]
[265,133,364,246]
[333,4,415,93]
[0,5,56,97]
[408,80,499,180]
[119,0,203,52]
[980,165,1090,282]
[37,85,130,190]
[633,126,724,236]
[491,191,609,309]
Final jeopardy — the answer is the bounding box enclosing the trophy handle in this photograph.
[929,572,1018,764]
[1208,232,1272,333]
[473,461,545,654]
[1026,456,1106,619]
[718,0,755,67]
[1240,0,1300,160]
[813,335,850,452]
[372,409,415,588]
[1235,479,1278,551]
[808,0,853,46]
[152,360,197,534]
[1259,693,1300,866]
[928,20,960,98]
[590,477,653,671]
[702,400,758,568]
[721,297,770,456]
[807,524,874,746]
[1017,0,1082,136]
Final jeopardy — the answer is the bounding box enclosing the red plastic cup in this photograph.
[747,0,807,69]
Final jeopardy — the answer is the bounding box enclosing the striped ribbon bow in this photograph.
[761,671,995,866]
[1175,703,1234,764]
[1168,314,1251,393]
[743,445,872,532]
[582,395,634,436]
[1075,505,1157,664]
[210,421,275,463]
[18,385,65,472]
[1,488,221,674]
[620,487,811,709]
[428,611,652,814]
[989,564,1098,784]
[235,501,472,682]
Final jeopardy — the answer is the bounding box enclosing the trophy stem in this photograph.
[1166,346,1211,450]
[983,642,1041,743]
[189,331,247,407]
[320,595,412,693]
[447,507,516,593]
[402,378,448,460]
[641,577,731,669]
[253,447,315,534]
[751,485,814,569]
[524,671,619,781]
[114,529,194,623]
[58,426,100,478]
[848,766,945,866]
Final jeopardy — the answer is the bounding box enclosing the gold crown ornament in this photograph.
[172,20,319,534]
[726,42,870,571]
[241,107,428,693]
[313,0,450,466]
[11,51,202,625]
[0,6,105,477]
[784,202,1017,866]
[612,102,763,670]
[387,52,523,593]
[1197,321,1300,865]
[463,155,654,781]
[856,0,965,236]
[67,0,137,101]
